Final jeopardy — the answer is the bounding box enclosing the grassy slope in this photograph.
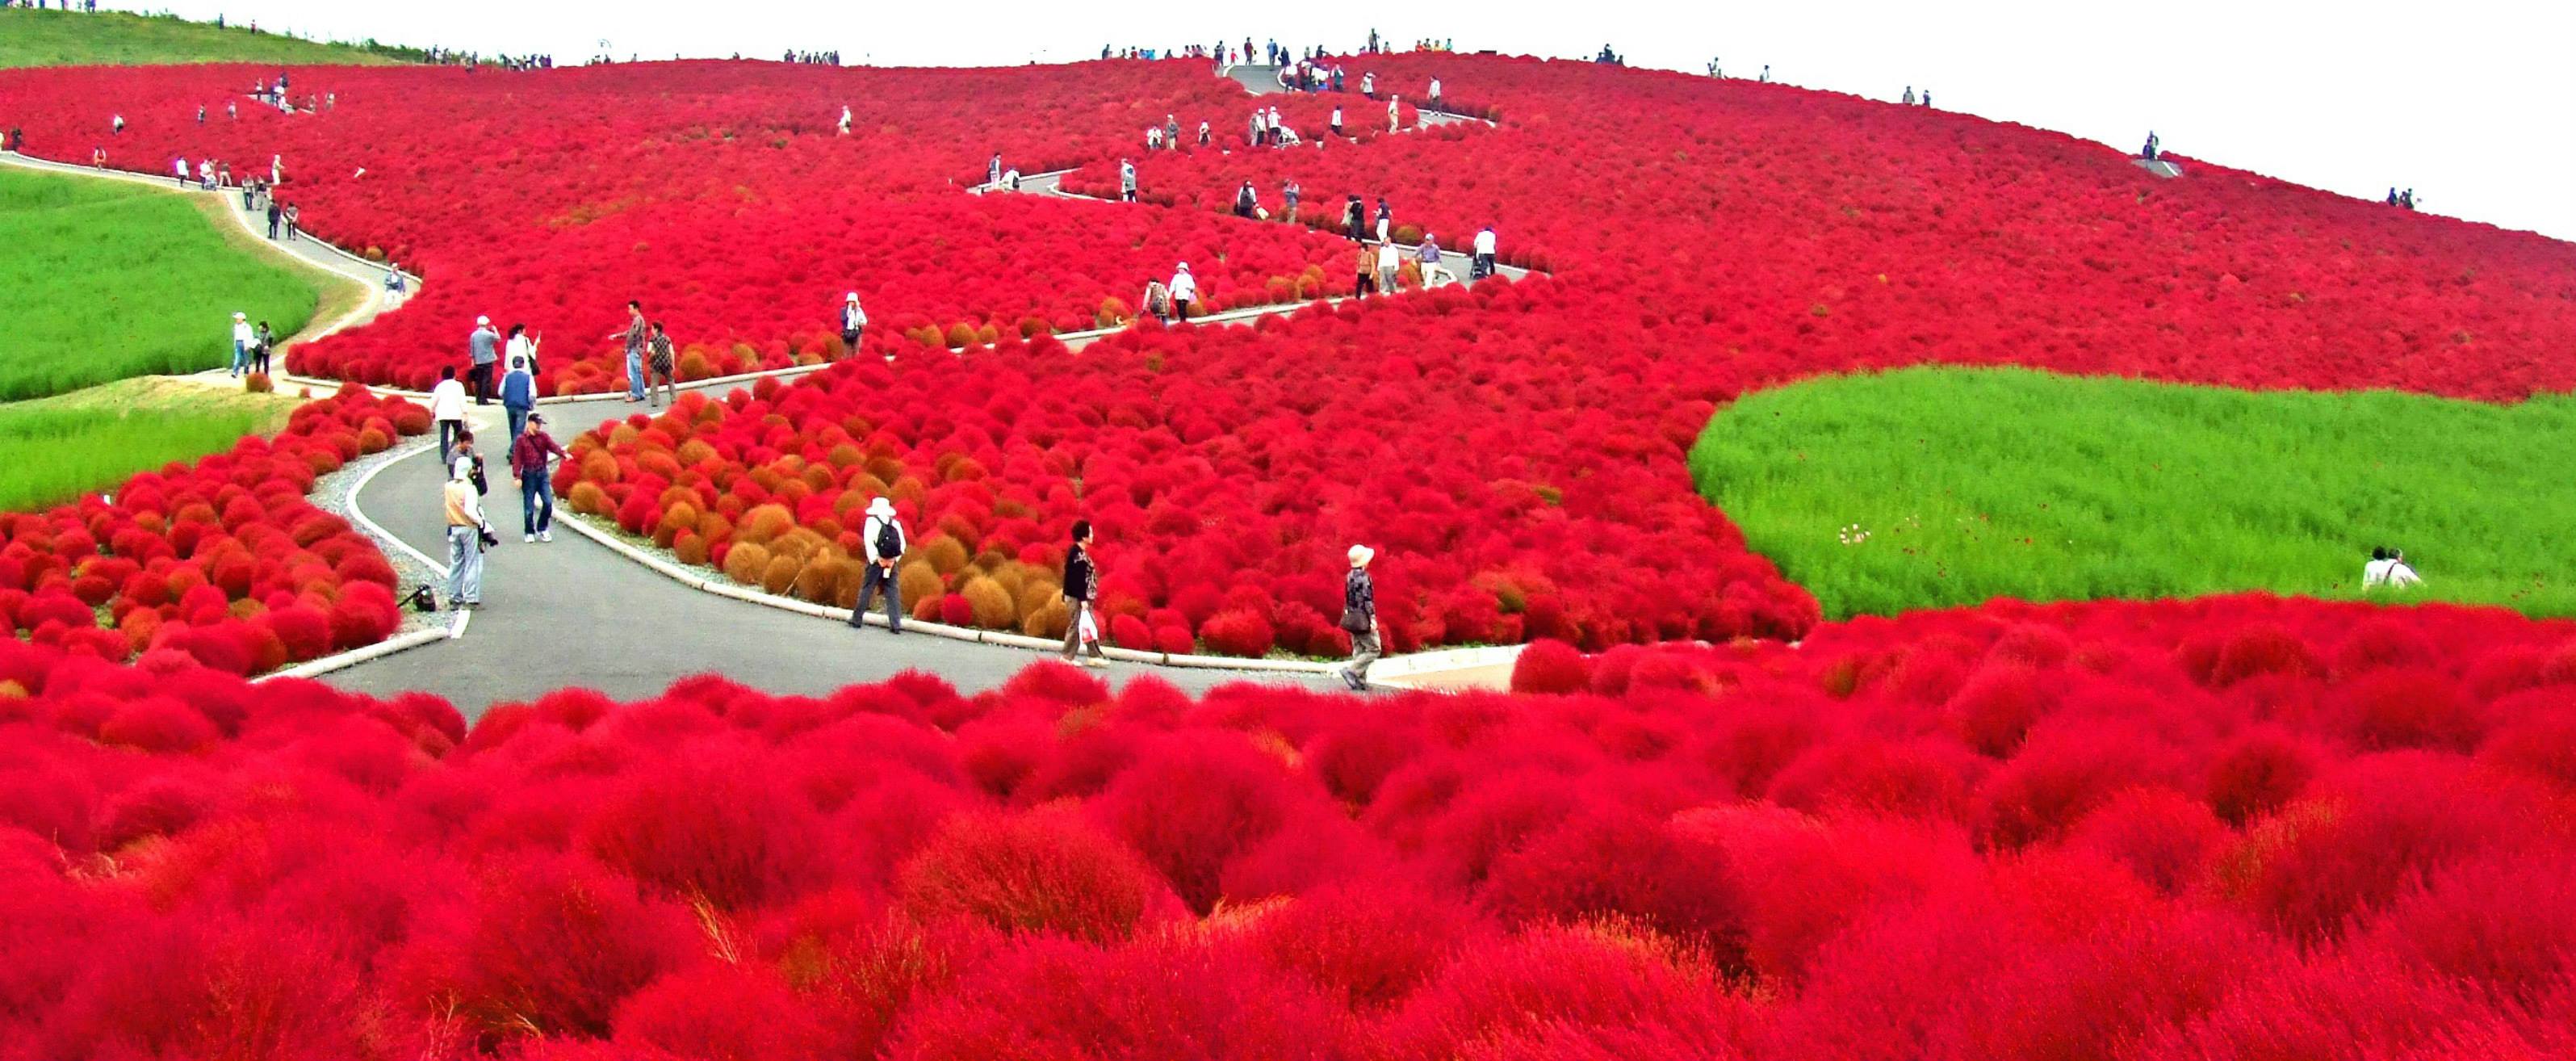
[1690,367,2576,619]
[0,377,301,511]
[0,166,328,400]
[0,8,408,68]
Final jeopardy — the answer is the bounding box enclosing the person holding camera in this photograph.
[442,443,496,610]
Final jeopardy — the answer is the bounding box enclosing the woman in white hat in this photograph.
[1168,262,1196,323]
[1336,544,1380,690]
[839,291,867,359]
[848,497,908,634]
[229,312,253,376]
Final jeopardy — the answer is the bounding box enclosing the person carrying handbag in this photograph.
[1337,544,1381,690]
[1059,521,1106,667]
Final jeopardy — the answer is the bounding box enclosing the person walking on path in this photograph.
[1474,224,1497,279]
[265,197,282,240]
[1168,263,1196,322]
[1336,544,1380,690]
[839,291,868,358]
[1376,240,1401,293]
[283,203,299,241]
[1375,197,1393,244]
[510,412,568,543]
[1343,195,1365,241]
[442,451,491,610]
[429,366,469,466]
[644,321,678,408]
[847,497,909,635]
[1428,76,1443,111]
[500,334,538,444]
[1059,520,1107,666]
[1354,244,1376,296]
[1139,277,1172,325]
[250,321,274,375]
[505,320,540,377]
[1120,157,1137,202]
[467,316,501,405]
[174,156,188,187]
[229,312,253,377]
[608,300,647,403]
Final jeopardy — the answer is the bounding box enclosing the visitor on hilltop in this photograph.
[847,497,909,635]
[840,291,868,356]
[1474,224,1497,279]
[1418,233,1448,287]
[645,321,677,408]
[1120,158,1137,201]
[2401,188,2417,210]
[609,300,647,404]
[1922,90,1933,107]
[251,321,274,376]
[511,413,568,543]
[1332,65,1346,92]
[1761,65,1770,82]
[2364,547,2426,589]
[1336,544,1381,690]
[1234,180,1259,219]
[229,312,254,377]
[442,448,492,610]
[429,366,469,466]
[1059,521,1108,667]
[2141,131,2160,161]
[467,316,501,405]
[1709,57,1723,78]
[1169,262,1196,322]
[500,338,538,444]
[1902,86,1915,105]
[1283,178,1301,224]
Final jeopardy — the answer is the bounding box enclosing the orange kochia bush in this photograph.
[0,385,427,673]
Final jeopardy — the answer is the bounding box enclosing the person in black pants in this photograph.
[848,497,908,634]
[1059,521,1105,665]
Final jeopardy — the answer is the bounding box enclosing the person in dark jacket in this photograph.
[499,333,538,443]
[848,497,908,635]
[1336,544,1380,690]
[1059,520,1106,665]
[509,413,569,543]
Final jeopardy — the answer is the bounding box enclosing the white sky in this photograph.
[138,0,2576,241]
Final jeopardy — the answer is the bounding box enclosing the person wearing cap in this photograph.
[467,316,501,405]
[1168,262,1196,323]
[847,497,909,635]
[429,365,469,467]
[228,312,253,376]
[442,447,491,609]
[1059,520,1106,666]
[1337,544,1380,690]
[839,291,867,359]
[509,412,568,543]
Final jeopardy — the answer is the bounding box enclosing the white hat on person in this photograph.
[866,497,896,519]
[232,311,247,321]
[1347,544,1374,567]
[475,315,490,326]
[846,291,859,301]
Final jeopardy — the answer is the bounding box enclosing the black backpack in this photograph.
[873,518,903,562]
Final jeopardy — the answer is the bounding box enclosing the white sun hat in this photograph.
[866,497,896,518]
[1347,544,1375,567]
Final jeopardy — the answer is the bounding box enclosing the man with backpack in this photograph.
[848,497,908,634]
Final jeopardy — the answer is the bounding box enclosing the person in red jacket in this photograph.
[510,413,570,543]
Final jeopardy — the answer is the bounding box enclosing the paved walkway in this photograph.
[325,390,1337,719]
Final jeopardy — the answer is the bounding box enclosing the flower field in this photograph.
[2,593,2574,1056]
[6,53,2573,652]
[0,385,426,673]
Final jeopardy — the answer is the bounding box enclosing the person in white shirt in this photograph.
[1266,104,1281,144]
[429,366,470,467]
[1330,105,1343,137]
[229,312,254,376]
[838,104,852,135]
[1120,157,1137,201]
[1389,94,1402,132]
[2363,547,2425,589]
[1473,225,1497,279]
[1428,77,1442,110]
[1169,263,1196,321]
[174,156,188,187]
[839,291,867,357]
[1376,241,1401,292]
[846,497,909,635]
[442,453,488,610]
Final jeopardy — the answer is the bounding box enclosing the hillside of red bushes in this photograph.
[2,593,2573,1057]
[0,386,426,673]
[6,56,2570,653]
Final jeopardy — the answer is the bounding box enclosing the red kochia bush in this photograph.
[893,809,1174,941]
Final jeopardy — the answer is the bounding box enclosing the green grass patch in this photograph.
[0,166,325,400]
[0,377,299,511]
[1690,366,2576,619]
[0,9,413,68]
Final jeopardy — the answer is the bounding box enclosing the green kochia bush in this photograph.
[1690,367,2576,619]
